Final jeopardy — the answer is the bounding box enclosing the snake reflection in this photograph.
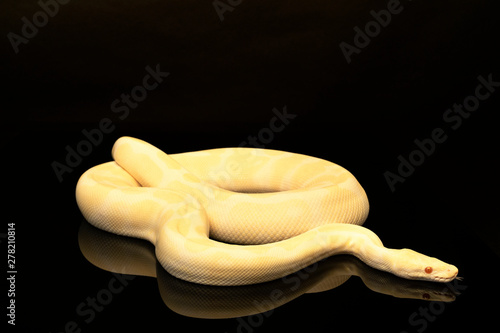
[78,220,458,319]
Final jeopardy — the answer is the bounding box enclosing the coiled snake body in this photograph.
[76,137,458,285]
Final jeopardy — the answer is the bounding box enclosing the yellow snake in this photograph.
[75,136,458,286]
[79,220,458,319]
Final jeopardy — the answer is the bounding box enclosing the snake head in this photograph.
[396,249,458,283]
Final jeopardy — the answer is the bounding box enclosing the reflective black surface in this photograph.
[6,126,500,333]
[3,0,500,332]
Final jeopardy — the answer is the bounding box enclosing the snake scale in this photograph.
[76,136,458,285]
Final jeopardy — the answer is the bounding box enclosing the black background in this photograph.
[2,0,500,332]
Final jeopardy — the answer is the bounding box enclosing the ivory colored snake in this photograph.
[79,220,458,319]
[75,136,458,286]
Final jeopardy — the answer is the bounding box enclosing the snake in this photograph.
[79,220,458,319]
[75,136,458,286]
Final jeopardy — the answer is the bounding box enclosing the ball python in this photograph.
[75,136,458,286]
[78,220,458,319]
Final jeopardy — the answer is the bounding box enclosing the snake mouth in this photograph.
[405,269,458,283]
[432,276,455,283]
[431,269,459,283]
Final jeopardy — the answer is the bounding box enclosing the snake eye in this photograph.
[425,266,433,274]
